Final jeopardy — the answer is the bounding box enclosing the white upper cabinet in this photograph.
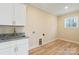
[0,3,26,26]
[0,4,13,25]
[13,4,26,26]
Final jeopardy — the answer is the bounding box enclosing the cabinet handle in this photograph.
[14,48,16,52]
[16,47,18,52]
[14,47,18,52]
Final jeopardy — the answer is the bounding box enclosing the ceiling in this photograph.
[29,3,79,16]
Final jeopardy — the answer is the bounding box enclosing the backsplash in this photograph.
[0,26,24,34]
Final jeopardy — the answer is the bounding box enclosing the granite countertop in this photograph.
[0,33,29,43]
[0,36,29,43]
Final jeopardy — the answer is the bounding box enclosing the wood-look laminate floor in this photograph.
[29,39,79,55]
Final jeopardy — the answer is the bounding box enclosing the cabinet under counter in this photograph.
[0,38,28,55]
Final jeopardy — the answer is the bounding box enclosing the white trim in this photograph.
[42,38,57,46]
[29,38,57,50]
[64,16,79,29]
[58,38,79,44]
[29,38,79,50]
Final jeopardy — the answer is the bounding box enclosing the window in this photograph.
[64,16,78,28]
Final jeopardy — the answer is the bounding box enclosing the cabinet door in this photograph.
[16,39,28,55]
[0,4,13,25]
[14,4,26,26]
[0,47,16,55]
[0,40,17,55]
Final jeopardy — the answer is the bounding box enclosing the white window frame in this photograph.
[64,16,79,28]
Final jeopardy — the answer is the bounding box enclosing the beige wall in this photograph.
[58,12,79,42]
[27,5,57,49]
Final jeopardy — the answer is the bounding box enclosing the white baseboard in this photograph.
[58,38,79,44]
[42,38,57,46]
[29,38,79,50]
[29,38,57,50]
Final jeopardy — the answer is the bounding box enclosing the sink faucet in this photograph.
[13,26,17,36]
